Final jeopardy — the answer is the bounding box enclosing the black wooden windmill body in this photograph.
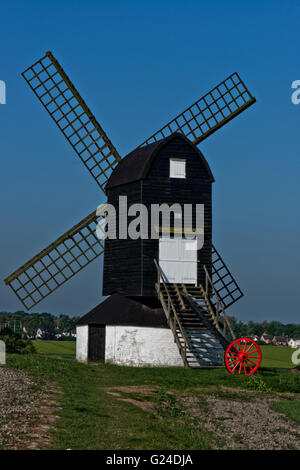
[5,52,261,372]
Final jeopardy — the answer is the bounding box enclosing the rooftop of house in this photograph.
[261,333,273,339]
[77,294,168,328]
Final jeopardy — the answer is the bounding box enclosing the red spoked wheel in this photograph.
[225,338,262,375]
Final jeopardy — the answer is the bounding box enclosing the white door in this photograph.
[159,236,197,284]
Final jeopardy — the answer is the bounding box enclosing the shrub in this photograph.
[21,342,37,354]
[0,327,36,354]
[244,375,273,392]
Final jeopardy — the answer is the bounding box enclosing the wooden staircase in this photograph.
[154,259,237,368]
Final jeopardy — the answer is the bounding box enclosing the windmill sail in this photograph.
[4,209,107,310]
[211,244,243,309]
[22,51,121,194]
[5,57,251,311]
[5,230,242,311]
[138,73,255,148]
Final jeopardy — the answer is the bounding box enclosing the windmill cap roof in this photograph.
[106,132,214,190]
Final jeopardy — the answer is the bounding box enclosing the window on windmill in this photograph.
[169,158,186,179]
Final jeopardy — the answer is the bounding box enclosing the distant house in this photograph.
[260,333,273,344]
[54,329,76,339]
[35,328,44,339]
[36,328,55,340]
[22,326,34,340]
[62,331,71,337]
[246,334,259,342]
[288,338,300,348]
[272,336,288,346]
[54,329,64,339]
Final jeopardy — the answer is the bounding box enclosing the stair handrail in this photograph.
[154,258,190,343]
[154,258,191,367]
[203,265,236,340]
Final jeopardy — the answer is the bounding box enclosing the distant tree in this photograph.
[1,310,296,340]
[58,314,76,332]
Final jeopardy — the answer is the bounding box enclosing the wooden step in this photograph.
[156,281,225,368]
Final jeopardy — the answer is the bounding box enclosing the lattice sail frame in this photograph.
[211,244,243,309]
[4,208,107,310]
[138,72,255,148]
[22,51,121,193]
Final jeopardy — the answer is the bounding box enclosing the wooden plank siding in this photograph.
[103,136,213,297]
[103,180,143,296]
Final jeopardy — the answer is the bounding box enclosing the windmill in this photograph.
[4,51,261,373]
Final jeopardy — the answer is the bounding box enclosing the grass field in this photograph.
[32,341,294,368]
[3,342,299,450]
[32,340,75,356]
[260,345,295,368]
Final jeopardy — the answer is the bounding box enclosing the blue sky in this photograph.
[0,0,299,323]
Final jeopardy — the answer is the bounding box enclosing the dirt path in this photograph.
[105,385,300,450]
[182,389,300,450]
[0,368,61,449]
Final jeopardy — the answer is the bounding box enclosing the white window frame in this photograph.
[169,158,186,179]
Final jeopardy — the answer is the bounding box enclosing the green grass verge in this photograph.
[32,341,294,368]
[32,340,75,356]
[2,353,300,450]
[269,401,300,424]
[260,345,295,368]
